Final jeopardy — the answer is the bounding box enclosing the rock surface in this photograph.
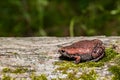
[0,37,120,80]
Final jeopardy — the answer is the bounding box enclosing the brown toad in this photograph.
[58,39,105,64]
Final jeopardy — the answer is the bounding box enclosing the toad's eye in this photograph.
[61,50,65,53]
[59,50,65,53]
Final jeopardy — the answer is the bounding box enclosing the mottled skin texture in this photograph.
[58,39,105,64]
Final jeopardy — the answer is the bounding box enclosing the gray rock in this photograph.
[0,37,120,79]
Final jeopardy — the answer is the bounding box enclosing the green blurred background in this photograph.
[1,0,120,37]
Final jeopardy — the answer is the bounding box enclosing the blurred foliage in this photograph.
[0,0,120,36]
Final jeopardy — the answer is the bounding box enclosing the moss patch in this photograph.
[2,74,15,80]
[100,48,118,62]
[2,67,29,74]
[107,48,120,80]
[1,73,48,80]
[2,67,11,73]
[109,66,120,80]
[80,70,98,80]
[30,73,47,80]
[112,54,120,65]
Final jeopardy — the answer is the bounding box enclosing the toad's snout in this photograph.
[58,49,71,57]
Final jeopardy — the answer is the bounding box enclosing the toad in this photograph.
[58,39,105,64]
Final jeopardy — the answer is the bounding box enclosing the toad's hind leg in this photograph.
[90,52,105,62]
[91,46,105,62]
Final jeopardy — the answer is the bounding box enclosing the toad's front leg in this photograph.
[73,56,81,64]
